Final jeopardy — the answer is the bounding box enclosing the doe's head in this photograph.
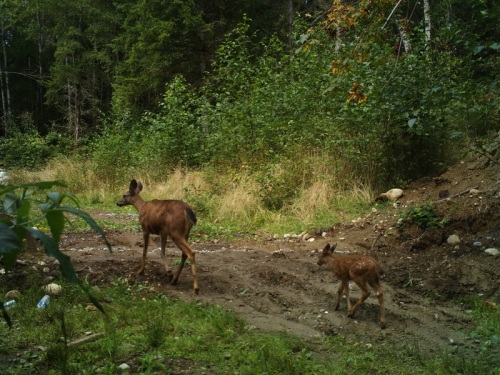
[317,243,337,266]
[117,178,143,207]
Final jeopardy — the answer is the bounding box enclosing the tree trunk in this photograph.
[423,0,431,48]
[398,19,412,53]
[287,0,294,51]
[1,19,11,135]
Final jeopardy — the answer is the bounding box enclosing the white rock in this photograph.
[447,234,461,245]
[469,188,480,195]
[5,290,21,299]
[42,283,62,296]
[376,188,404,202]
[118,363,130,370]
[485,248,499,256]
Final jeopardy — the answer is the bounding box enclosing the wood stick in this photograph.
[67,332,105,348]
[435,186,478,203]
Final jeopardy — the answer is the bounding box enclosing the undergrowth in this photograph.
[2,277,497,374]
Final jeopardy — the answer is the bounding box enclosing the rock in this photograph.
[469,188,480,196]
[42,283,62,296]
[485,248,499,256]
[118,363,130,370]
[5,290,21,300]
[438,190,449,198]
[375,188,404,202]
[447,234,461,245]
[472,242,482,248]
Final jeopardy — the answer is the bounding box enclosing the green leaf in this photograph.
[46,210,65,243]
[2,192,20,215]
[26,227,81,285]
[1,305,12,328]
[0,223,22,255]
[408,118,417,128]
[46,191,64,206]
[55,206,112,251]
[0,223,22,270]
[16,199,31,226]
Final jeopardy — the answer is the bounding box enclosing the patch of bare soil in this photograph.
[6,158,500,359]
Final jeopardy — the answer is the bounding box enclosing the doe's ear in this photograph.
[129,179,138,192]
[137,182,143,192]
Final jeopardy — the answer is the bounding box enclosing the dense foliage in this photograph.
[0,0,498,190]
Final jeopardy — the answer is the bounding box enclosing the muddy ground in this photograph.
[6,158,500,360]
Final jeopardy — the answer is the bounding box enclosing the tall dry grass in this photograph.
[8,155,375,233]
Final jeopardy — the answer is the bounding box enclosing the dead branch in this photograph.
[67,332,105,348]
[435,186,479,203]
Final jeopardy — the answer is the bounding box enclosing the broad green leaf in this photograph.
[56,206,112,251]
[408,118,417,128]
[0,223,22,270]
[40,202,54,213]
[46,210,65,243]
[25,227,81,285]
[0,223,22,255]
[16,199,31,226]
[3,192,20,215]
[46,191,63,206]
[1,305,12,328]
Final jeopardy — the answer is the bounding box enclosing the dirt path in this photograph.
[10,158,500,357]
[60,227,489,356]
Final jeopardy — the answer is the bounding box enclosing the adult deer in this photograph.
[117,179,199,294]
[317,243,386,328]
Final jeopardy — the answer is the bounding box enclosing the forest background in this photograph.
[0,0,498,232]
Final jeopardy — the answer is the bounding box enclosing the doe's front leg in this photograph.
[136,232,149,275]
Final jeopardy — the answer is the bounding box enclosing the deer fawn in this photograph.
[117,179,199,295]
[317,243,386,328]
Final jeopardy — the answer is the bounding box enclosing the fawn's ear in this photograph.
[322,243,332,255]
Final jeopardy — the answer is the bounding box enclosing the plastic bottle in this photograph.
[37,295,50,310]
[3,300,16,309]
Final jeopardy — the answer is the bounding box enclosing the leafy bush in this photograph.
[398,203,446,229]
[0,181,111,325]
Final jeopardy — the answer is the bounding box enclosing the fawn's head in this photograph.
[317,243,337,266]
[117,179,143,207]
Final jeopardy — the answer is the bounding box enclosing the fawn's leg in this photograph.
[343,282,352,313]
[349,279,370,318]
[373,282,386,329]
[334,281,344,310]
[137,232,149,275]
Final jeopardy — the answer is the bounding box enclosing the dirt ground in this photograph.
[7,157,500,359]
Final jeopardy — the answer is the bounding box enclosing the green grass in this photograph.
[2,279,499,375]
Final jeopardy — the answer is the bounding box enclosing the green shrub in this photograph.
[399,203,446,229]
